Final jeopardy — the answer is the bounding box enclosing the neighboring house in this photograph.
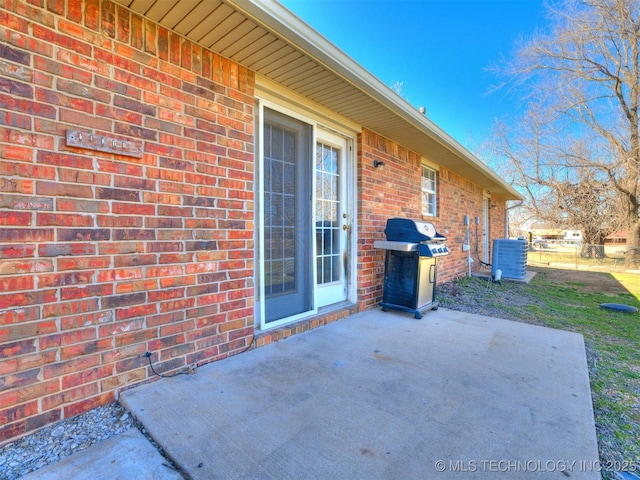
[0,0,521,442]
[562,229,583,244]
[516,225,583,245]
[605,231,626,246]
[603,231,626,257]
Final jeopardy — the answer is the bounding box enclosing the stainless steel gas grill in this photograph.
[374,218,450,318]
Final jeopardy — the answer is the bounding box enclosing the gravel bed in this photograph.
[0,403,135,480]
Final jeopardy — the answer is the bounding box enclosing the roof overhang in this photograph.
[112,0,522,200]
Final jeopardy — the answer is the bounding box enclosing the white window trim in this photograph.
[422,164,437,217]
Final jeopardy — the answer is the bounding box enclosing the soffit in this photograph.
[112,0,521,200]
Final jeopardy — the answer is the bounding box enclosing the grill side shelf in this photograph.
[373,240,418,252]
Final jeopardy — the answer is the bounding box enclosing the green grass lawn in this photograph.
[438,267,639,478]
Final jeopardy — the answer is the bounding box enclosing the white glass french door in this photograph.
[257,106,351,329]
[315,130,348,307]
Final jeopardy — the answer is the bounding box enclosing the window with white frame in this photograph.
[421,165,437,216]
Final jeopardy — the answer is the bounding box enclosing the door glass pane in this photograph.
[263,109,312,323]
[315,142,341,284]
[265,129,296,294]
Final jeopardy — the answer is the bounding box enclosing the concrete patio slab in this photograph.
[121,308,600,479]
[21,428,183,480]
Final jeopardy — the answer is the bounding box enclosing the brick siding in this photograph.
[0,0,254,442]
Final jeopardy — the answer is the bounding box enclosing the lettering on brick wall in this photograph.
[66,130,143,158]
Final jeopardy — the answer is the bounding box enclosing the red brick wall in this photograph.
[357,129,423,309]
[357,129,506,305]
[490,196,508,241]
[0,0,255,442]
[437,168,490,282]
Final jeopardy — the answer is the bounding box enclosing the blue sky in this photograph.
[278,0,548,151]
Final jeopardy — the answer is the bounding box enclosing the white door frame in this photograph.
[255,99,356,330]
[483,196,490,264]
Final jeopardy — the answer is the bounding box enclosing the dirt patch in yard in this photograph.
[536,267,629,295]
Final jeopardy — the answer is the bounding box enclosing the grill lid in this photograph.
[384,218,447,243]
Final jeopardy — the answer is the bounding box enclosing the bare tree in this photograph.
[487,114,622,256]
[494,0,640,268]
[551,173,622,257]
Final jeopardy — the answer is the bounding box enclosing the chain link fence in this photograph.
[525,240,627,271]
